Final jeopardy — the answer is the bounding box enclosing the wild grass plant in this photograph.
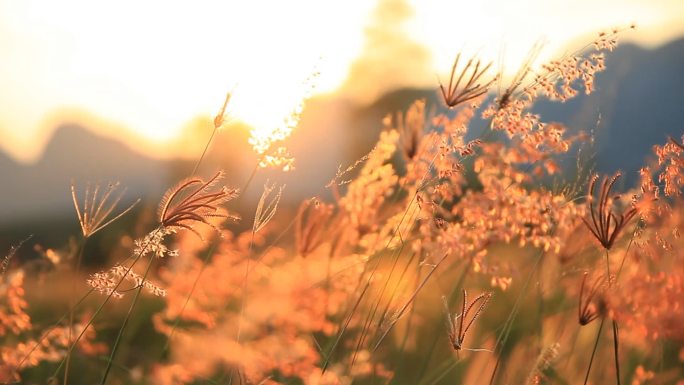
[2,25,684,385]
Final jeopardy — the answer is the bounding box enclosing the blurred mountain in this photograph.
[1,125,185,225]
[349,38,684,186]
[1,37,682,234]
[532,37,684,183]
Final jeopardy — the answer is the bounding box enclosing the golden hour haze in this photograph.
[1,1,683,384]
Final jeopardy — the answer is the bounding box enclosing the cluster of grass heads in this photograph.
[2,25,684,385]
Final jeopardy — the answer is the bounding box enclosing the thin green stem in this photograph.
[605,249,611,283]
[235,230,255,344]
[17,287,94,372]
[414,257,473,383]
[612,320,621,385]
[603,245,622,385]
[100,251,157,384]
[392,258,422,381]
[488,249,546,385]
[583,317,605,385]
[51,230,156,380]
[64,236,88,385]
[241,162,260,197]
[615,226,637,282]
[191,126,218,176]
[160,242,218,356]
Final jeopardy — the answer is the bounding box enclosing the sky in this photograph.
[1,0,683,163]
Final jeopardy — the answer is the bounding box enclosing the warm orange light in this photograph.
[0,0,682,163]
[0,0,372,162]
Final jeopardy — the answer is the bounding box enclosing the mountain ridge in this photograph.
[2,37,682,225]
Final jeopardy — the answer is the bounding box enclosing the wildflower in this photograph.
[654,136,684,197]
[87,264,167,298]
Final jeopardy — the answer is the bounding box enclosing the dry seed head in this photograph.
[87,264,167,299]
[295,197,334,257]
[444,289,492,351]
[393,99,427,161]
[582,173,637,250]
[525,342,560,385]
[578,272,606,326]
[71,181,140,238]
[134,227,176,258]
[1,236,32,276]
[439,53,496,109]
[158,171,239,238]
[253,181,285,235]
[213,91,232,130]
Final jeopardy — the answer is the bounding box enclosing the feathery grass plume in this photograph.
[1,235,32,276]
[339,130,399,237]
[484,27,633,154]
[497,40,544,110]
[93,173,237,384]
[71,181,140,238]
[582,173,637,250]
[391,99,427,161]
[578,272,606,326]
[87,264,167,298]
[159,171,240,239]
[86,228,175,299]
[524,342,560,385]
[442,290,492,352]
[327,151,374,189]
[253,181,285,235]
[88,172,238,298]
[295,198,334,257]
[439,53,496,109]
[654,135,684,197]
[213,91,232,130]
[96,172,238,384]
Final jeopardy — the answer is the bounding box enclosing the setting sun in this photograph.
[0,0,372,161]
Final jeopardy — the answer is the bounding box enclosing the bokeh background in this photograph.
[1,0,683,262]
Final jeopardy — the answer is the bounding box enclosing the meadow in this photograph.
[1,25,683,385]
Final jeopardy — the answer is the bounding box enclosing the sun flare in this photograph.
[0,0,372,161]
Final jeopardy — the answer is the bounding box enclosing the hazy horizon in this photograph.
[2,0,683,163]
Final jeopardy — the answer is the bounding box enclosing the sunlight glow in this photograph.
[242,68,317,171]
[0,0,682,162]
[0,0,372,162]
